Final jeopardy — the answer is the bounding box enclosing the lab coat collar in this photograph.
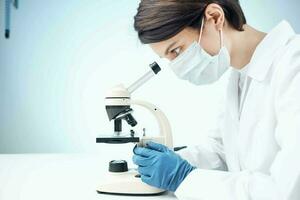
[246,20,296,82]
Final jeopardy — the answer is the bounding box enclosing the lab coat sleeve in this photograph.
[177,98,227,171]
[176,132,227,171]
[175,44,300,200]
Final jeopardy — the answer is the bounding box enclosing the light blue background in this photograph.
[0,0,299,153]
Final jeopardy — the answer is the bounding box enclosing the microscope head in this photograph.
[98,62,173,147]
[105,84,137,128]
[104,62,161,133]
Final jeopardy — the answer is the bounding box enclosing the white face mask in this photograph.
[169,18,230,85]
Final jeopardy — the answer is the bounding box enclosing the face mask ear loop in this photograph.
[220,29,224,48]
[198,18,204,44]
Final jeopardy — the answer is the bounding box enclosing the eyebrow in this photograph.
[164,41,177,57]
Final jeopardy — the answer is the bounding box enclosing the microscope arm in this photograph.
[131,100,173,148]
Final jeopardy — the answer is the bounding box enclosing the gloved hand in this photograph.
[132,141,196,192]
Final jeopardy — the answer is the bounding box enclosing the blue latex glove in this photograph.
[132,141,196,192]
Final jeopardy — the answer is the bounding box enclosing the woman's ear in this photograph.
[204,3,225,31]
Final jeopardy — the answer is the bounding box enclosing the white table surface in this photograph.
[0,154,176,200]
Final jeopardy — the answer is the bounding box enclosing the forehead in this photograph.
[149,28,198,58]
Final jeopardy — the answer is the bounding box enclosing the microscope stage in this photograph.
[96,136,139,144]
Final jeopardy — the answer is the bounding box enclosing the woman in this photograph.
[132,0,300,199]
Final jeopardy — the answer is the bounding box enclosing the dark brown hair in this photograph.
[134,0,246,44]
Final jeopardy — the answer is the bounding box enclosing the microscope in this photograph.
[96,62,173,195]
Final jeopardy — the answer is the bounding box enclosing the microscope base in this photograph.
[97,169,165,196]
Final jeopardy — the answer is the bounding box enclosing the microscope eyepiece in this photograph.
[149,62,161,74]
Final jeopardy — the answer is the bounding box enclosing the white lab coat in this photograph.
[175,21,300,200]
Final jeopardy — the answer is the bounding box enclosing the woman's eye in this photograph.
[171,47,181,56]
